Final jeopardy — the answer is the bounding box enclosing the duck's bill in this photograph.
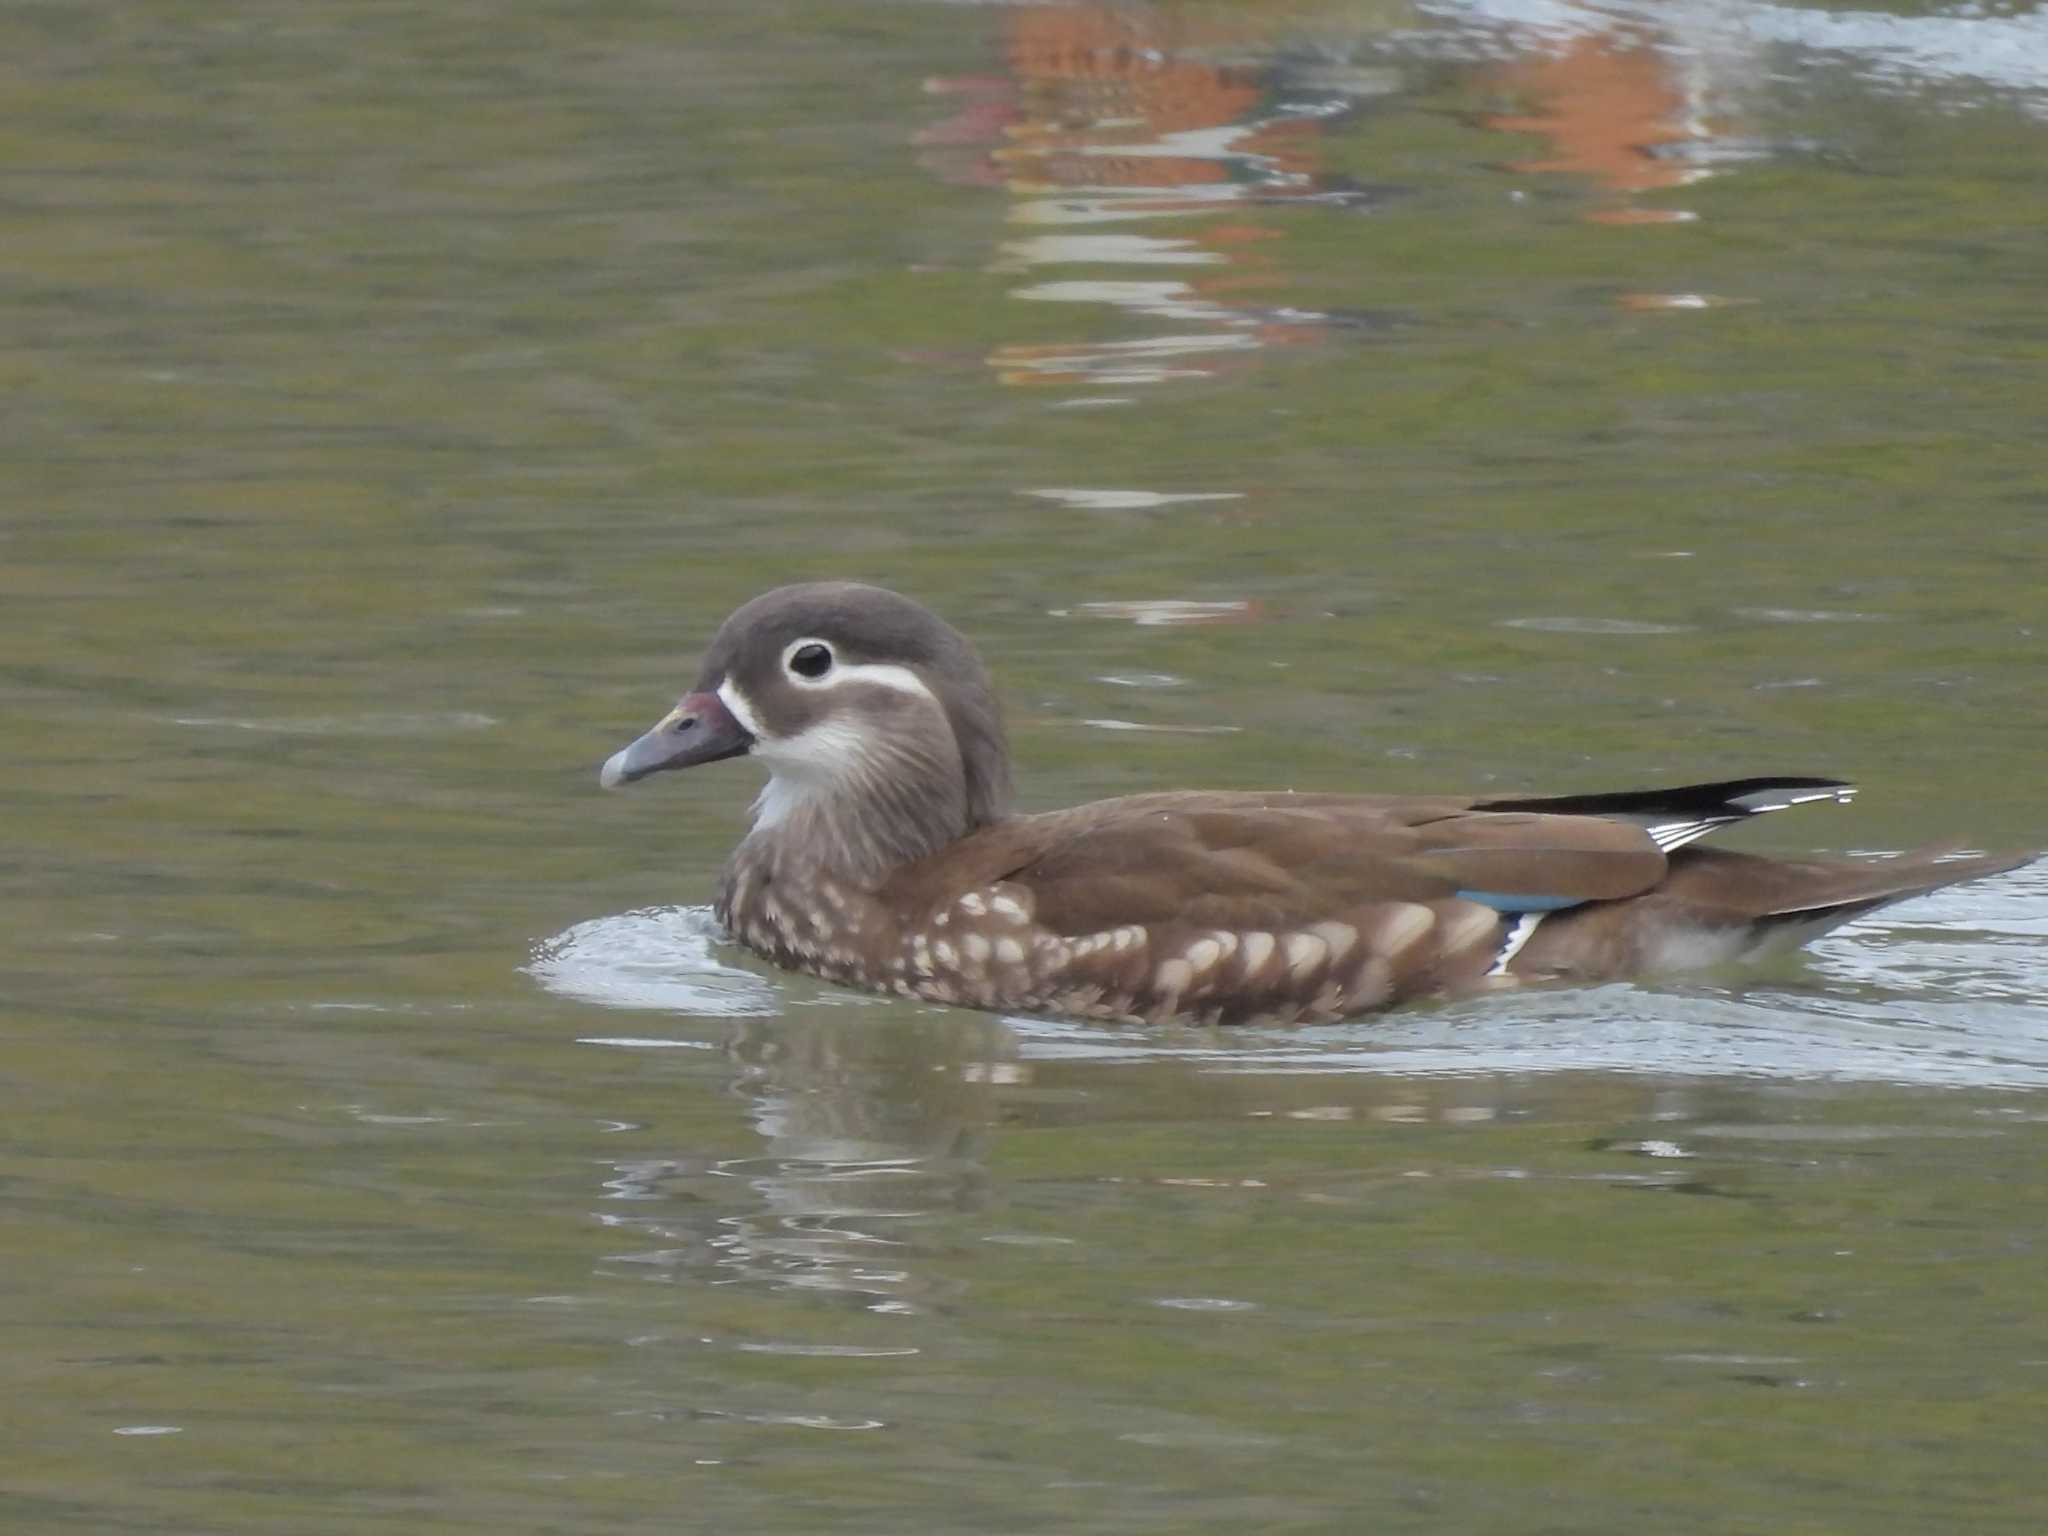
[599,691,753,788]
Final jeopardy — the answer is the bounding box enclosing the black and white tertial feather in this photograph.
[1476,777,1857,854]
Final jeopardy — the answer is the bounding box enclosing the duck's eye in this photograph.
[788,642,833,679]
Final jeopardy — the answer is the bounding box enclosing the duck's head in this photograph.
[601,583,1011,869]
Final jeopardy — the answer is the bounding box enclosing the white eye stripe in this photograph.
[716,679,767,737]
[719,661,937,747]
[774,637,937,703]
[815,661,938,702]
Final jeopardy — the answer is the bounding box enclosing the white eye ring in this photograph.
[783,637,835,683]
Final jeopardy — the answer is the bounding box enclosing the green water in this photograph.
[6,1,2047,1530]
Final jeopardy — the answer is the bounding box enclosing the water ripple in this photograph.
[528,906,779,1017]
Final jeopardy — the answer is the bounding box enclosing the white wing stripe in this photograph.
[1488,912,1545,977]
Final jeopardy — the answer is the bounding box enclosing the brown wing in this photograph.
[871,791,1675,1025]
[900,790,1668,935]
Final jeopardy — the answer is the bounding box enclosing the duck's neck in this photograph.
[715,769,975,967]
[739,757,973,891]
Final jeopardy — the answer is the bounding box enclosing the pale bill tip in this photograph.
[599,748,631,790]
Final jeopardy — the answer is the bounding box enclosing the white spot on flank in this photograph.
[958,892,988,916]
[1351,957,1394,1008]
[1283,932,1328,979]
[963,933,992,963]
[1239,930,1275,975]
[995,936,1026,965]
[1375,904,1434,956]
[989,894,1028,923]
[1155,958,1193,996]
[934,940,957,968]
[1184,937,1223,974]
[1307,921,1358,963]
[1438,903,1499,955]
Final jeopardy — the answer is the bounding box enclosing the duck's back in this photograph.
[853,785,2029,1025]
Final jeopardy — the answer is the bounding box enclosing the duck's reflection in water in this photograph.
[595,1008,1017,1312]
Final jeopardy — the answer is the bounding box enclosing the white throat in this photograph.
[716,674,970,879]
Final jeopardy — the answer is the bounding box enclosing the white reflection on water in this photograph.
[1080,719,1242,736]
[995,329,1260,386]
[532,862,2045,1088]
[1024,487,1242,510]
[1000,233,1224,267]
[171,710,498,735]
[1498,616,1695,635]
[1066,598,1253,626]
[1012,279,1245,324]
[1436,0,2048,111]
[527,906,778,1017]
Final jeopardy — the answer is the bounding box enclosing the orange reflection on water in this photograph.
[1482,35,1703,224]
[918,3,1395,395]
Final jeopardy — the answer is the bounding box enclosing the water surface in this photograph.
[6,1,2047,1531]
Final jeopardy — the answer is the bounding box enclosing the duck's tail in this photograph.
[1510,844,2036,978]
[1668,843,2032,927]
